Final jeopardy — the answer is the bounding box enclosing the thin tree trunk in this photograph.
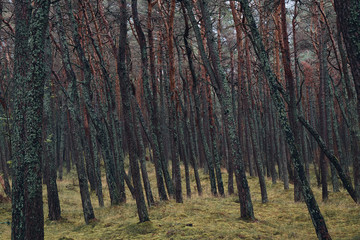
[118,0,149,222]
[184,0,255,220]
[43,30,61,221]
[279,0,303,202]
[55,3,96,223]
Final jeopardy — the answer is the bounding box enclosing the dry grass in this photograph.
[1,163,359,239]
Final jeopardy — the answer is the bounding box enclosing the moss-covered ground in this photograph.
[1,163,359,239]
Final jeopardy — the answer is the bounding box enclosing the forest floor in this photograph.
[0,162,359,239]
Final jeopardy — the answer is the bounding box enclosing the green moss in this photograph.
[125,221,157,235]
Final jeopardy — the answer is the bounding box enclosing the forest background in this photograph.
[0,0,360,239]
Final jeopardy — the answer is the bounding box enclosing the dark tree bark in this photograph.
[299,116,357,203]
[182,4,217,196]
[163,0,183,204]
[43,28,61,221]
[184,0,255,220]
[279,0,303,202]
[333,0,360,109]
[11,0,31,238]
[65,0,125,206]
[175,39,192,199]
[247,99,268,203]
[318,21,328,201]
[182,9,202,196]
[118,0,149,222]
[133,103,155,207]
[23,1,50,236]
[236,0,331,238]
[55,3,95,224]
[0,144,11,198]
[11,0,50,238]
[132,0,168,201]
[333,0,360,203]
[90,124,104,207]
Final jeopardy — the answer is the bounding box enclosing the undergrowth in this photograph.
[0,163,359,239]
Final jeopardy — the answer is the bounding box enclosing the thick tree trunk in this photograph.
[11,1,31,238]
[333,0,360,202]
[13,0,50,238]
[12,0,50,238]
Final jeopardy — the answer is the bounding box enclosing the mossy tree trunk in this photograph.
[236,0,331,238]
[11,0,50,238]
[23,0,50,236]
[182,5,217,196]
[11,0,31,238]
[184,0,255,220]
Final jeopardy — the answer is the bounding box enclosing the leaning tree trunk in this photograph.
[182,10,203,196]
[237,0,331,238]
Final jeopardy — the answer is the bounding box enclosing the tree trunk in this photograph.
[11,0,31,237]
[43,30,61,221]
[184,0,255,220]
[333,0,360,202]
[279,0,303,202]
[118,0,149,222]
[237,0,331,238]
[55,3,96,223]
